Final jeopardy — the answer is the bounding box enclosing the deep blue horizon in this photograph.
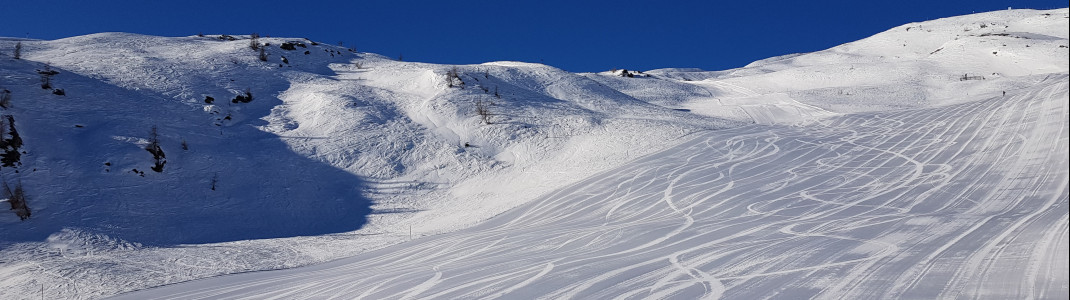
[2,0,1065,72]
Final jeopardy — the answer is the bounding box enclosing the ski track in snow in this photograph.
[114,76,1069,299]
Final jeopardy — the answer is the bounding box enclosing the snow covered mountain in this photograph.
[1,7,1067,299]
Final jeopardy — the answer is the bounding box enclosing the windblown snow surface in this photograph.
[2,8,1068,300]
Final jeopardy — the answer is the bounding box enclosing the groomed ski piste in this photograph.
[2,8,1068,300]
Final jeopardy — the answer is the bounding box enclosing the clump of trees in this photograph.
[0,116,23,167]
[446,67,465,88]
[476,99,492,124]
[0,117,28,220]
[0,114,27,220]
[248,33,269,61]
[35,66,67,95]
[441,67,496,123]
[249,33,261,50]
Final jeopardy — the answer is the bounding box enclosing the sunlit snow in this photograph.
[1,8,1067,300]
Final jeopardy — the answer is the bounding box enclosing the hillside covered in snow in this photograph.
[1,7,1068,299]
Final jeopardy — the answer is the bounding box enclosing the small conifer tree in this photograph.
[146,125,166,172]
[13,42,22,60]
[0,89,11,109]
[249,33,261,50]
[2,177,30,220]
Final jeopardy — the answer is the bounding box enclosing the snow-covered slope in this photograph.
[118,73,1069,299]
[0,50,376,245]
[0,32,732,298]
[1,7,1067,300]
[0,32,731,242]
[598,9,1069,124]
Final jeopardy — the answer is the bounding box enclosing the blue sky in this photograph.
[1,0,1065,72]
